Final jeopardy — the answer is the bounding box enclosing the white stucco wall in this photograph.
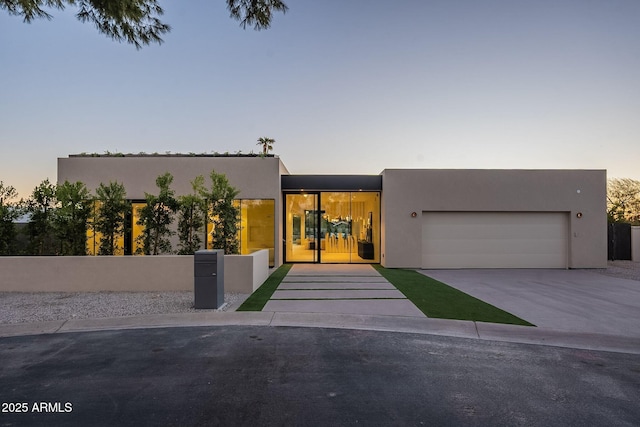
[0,251,269,293]
[224,249,270,293]
[380,169,607,269]
[58,155,284,199]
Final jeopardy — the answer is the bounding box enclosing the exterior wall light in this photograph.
[576,212,583,218]
[411,212,417,218]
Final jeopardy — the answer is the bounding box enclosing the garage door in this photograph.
[422,212,568,269]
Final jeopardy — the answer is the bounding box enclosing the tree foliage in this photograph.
[136,172,179,255]
[2,0,169,48]
[256,136,275,155]
[227,0,288,30]
[25,179,58,255]
[0,181,21,255]
[177,175,206,255]
[201,170,240,254]
[94,181,129,255]
[607,178,640,225]
[55,180,92,255]
[2,0,288,48]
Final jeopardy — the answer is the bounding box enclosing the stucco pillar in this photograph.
[632,226,640,262]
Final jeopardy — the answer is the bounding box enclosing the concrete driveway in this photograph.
[419,269,640,338]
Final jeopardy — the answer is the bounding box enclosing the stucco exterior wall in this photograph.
[224,250,270,293]
[632,227,640,262]
[0,252,269,293]
[58,156,284,199]
[380,169,607,269]
[58,156,286,266]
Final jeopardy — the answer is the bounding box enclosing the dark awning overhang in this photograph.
[281,175,382,192]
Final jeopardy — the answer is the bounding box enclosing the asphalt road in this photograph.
[1,326,639,426]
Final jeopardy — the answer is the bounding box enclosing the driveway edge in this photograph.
[2,311,639,355]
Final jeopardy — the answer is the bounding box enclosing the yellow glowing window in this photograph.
[86,201,126,256]
[206,199,275,266]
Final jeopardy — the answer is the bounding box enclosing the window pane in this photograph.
[240,199,275,267]
[351,192,380,263]
[320,192,380,263]
[131,203,145,255]
[321,192,352,262]
[86,200,126,256]
[285,194,318,262]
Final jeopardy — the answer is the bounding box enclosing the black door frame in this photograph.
[283,192,322,263]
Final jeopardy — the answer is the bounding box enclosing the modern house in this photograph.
[57,154,607,269]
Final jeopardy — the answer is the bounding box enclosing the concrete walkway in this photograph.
[262,264,425,317]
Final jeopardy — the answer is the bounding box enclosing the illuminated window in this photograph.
[87,198,275,264]
[86,200,126,256]
[239,199,275,266]
[206,199,275,266]
[131,202,146,255]
[285,192,380,263]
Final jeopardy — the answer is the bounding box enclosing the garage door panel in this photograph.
[422,212,568,269]
[425,253,566,269]
[427,222,566,239]
[427,238,565,255]
[429,226,563,240]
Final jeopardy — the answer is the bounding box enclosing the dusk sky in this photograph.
[1,0,639,199]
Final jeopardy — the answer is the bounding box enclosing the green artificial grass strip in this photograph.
[236,264,293,311]
[373,265,534,326]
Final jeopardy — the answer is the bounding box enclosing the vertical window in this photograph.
[320,192,380,263]
[207,199,275,266]
[238,199,275,267]
[87,201,143,256]
[86,200,100,255]
[131,202,145,255]
[86,200,126,256]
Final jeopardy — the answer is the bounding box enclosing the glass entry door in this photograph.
[285,191,380,263]
[321,192,380,263]
[285,193,319,262]
[320,192,352,263]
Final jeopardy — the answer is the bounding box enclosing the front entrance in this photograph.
[284,192,380,263]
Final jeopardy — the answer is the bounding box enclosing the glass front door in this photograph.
[284,192,380,263]
[320,192,352,263]
[285,193,319,262]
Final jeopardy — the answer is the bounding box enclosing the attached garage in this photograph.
[422,212,569,269]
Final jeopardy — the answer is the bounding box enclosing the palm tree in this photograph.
[256,137,275,155]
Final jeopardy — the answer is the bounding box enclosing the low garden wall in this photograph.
[223,249,270,293]
[0,249,269,294]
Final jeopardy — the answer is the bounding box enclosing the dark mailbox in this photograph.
[194,249,224,309]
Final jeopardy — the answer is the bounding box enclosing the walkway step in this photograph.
[263,299,425,317]
[272,289,406,299]
[283,276,389,283]
[287,264,379,276]
[279,282,395,290]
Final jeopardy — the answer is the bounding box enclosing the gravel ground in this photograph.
[595,260,640,281]
[0,292,249,325]
[1,261,638,325]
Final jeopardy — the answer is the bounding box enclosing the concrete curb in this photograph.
[2,311,639,355]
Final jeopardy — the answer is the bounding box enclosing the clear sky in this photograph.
[1,0,639,199]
